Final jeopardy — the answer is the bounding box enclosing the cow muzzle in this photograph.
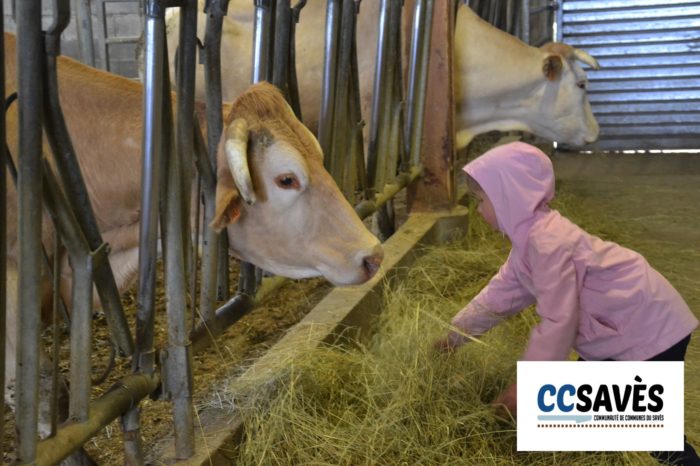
[362,244,384,280]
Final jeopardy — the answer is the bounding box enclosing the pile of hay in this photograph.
[224,184,679,465]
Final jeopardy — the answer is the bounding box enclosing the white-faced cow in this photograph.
[3,31,381,454]
[163,2,599,148]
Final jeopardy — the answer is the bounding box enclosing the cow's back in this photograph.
[4,33,144,259]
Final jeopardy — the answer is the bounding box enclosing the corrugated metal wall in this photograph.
[560,0,700,150]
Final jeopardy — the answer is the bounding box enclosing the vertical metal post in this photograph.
[42,169,95,422]
[318,0,341,160]
[15,0,43,462]
[272,0,292,97]
[405,0,433,168]
[201,0,230,319]
[366,0,391,196]
[0,0,6,458]
[167,0,197,457]
[554,0,563,41]
[521,0,531,44]
[252,0,274,83]
[176,0,198,275]
[74,0,96,66]
[327,0,355,187]
[123,1,165,462]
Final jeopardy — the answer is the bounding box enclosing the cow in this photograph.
[163,2,599,148]
[3,32,381,461]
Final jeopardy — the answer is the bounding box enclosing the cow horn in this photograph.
[224,118,257,205]
[573,48,600,70]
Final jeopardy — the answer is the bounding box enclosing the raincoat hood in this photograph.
[463,142,554,242]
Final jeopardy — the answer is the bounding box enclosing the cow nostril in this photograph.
[362,253,383,279]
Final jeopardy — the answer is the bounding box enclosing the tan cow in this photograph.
[3,32,381,454]
[164,2,599,148]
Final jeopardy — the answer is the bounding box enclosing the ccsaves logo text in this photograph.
[517,361,684,451]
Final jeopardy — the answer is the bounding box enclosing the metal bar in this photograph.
[97,0,110,70]
[318,0,341,161]
[123,2,166,463]
[37,373,159,465]
[167,1,197,453]
[74,0,96,66]
[329,0,356,187]
[405,0,433,168]
[16,0,43,462]
[252,0,274,83]
[348,2,366,200]
[521,0,531,44]
[40,163,95,422]
[201,0,229,319]
[0,0,5,456]
[105,35,144,45]
[366,0,391,195]
[287,1,305,119]
[176,0,197,309]
[355,166,421,220]
[272,0,292,98]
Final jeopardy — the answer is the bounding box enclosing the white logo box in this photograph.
[517,361,684,451]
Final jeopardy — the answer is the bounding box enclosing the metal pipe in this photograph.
[74,0,96,66]
[0,0,5,455]
[175,0,199,301]
[328,0,356,187]
[166,3,196,449]
[272,0,292,97]
[252,0,274,83]
[354,166,422,220]
[406,0,433,168]
[366,0,391,194]
[124,3,166,463]
[201,0,228,318]
[40,163,95,422]
[36,374,159,465]
[15,0,44,462]
[318,0,341,159]
[521,0,530,44]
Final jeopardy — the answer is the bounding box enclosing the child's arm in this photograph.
[522,240,579,361]
[443,252,536,348]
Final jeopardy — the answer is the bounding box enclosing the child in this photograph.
[434,142,699,465]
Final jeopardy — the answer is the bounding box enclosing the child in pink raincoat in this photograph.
[434,142,699,465]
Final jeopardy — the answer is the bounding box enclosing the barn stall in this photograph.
[1,0,699,464]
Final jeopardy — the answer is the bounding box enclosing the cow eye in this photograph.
[577,81,587,90]
[275,173,300,190]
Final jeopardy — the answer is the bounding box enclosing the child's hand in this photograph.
[433,336,456,353]
[491,383,517,421]
[432,332,465,354]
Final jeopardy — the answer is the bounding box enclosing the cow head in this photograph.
[211,82,383,286]
[533,42,600,146]
[454,7,600,149]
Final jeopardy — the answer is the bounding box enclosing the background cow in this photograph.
[163,2,599,148]
[3,31,381,453]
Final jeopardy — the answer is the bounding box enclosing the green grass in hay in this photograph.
[231,180,692,466]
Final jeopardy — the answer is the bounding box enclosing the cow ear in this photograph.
[542,54,563,81]
[210,169,242,233]
[210,132,244,233]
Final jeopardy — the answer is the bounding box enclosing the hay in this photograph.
[225,173,697,466]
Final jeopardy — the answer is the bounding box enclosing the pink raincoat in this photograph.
[452,142,698,361]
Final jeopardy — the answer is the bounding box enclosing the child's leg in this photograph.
[647,334,699,465]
